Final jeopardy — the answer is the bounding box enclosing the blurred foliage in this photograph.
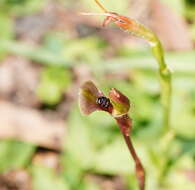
[0,0,46,15]
[0,140,35,172]
[31,165,69,190]
[37,66,72,105]
[162,0,185,14]
[0,0,195,190]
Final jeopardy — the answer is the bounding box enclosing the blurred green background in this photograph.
[0,0,195,189]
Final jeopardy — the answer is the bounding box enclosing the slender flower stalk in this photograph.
[146,34,172,134]
[79,81,145,190]
[115,115,145,190]
[88,0,172,133]
[109,88,145,190]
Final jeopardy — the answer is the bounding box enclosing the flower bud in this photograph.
[109,88,130,117]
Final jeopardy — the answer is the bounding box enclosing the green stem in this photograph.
[130,22,172,133]
[126,23,173,186]
[150,38,172,133]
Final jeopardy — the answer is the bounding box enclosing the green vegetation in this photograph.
[0,0,195,190]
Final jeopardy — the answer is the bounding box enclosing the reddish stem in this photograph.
[99,100,145,189]
[116,115,145,190]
